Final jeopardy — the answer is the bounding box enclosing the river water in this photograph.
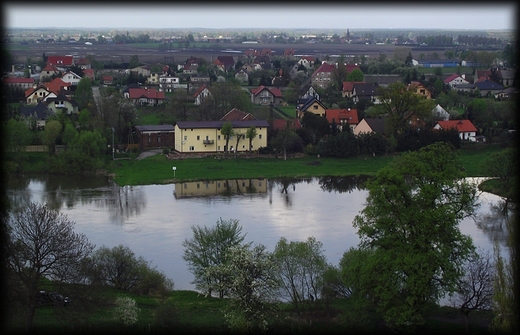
[6,174,512,293]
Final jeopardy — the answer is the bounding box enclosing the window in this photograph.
[218,135,221,140]
[259,134,262,139]
[158,136,161,143]
[313,105,318,110]
[189,146,194,151]
[184,135,187,141]
[197,135,200,140]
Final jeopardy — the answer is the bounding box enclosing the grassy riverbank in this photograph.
[108,143,502,186]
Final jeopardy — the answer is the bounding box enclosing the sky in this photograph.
[4,3,517,31]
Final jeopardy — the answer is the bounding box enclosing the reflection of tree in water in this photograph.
[318,175,370,193]
[95,184,146,224]
[5,175,32,210]
[474,198,512,246]
[269,178,310,207]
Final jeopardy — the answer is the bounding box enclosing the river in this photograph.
[5,174,512,293]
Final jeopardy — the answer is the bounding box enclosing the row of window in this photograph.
[183,134,263,141]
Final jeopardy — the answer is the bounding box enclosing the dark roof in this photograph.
[363,117,386,133]
[121,83,141,93]
[135,125,174,132]
[216,56,235,67]
[176,120,269,129]
[353,83,379,96]
[474,80,504,91]
[20,102,49,120]
[298,96,327,112]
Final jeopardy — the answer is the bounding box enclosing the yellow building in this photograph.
[174,120,269,153]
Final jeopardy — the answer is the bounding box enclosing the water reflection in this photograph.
[174,179,268,199]
[474,197,513,245]
[318,175,370,193]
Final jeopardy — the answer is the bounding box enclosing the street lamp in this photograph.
[111,127,115,160]
[172,166,177,178]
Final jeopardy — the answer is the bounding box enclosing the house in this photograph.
[44,94,79,115]
[241,63,255,74]
[325,108,359,132]
[2,77,35,89]
[342,81,364,98]
[82,69,95,81]
[452,83,475,94]
[431,104,450,121]
[407,81,432,99]
[216,56,235,71]
[474,79,504,97]
[234,68,249,83]
[297,56,316,69]
[352,82,381,104]
[443,74,470,88]
[495,86,518,100]
[47,55,74,70]
[353,117,387,136]
[127,87,165,106]
[25,85,55,105]
[75,57,91,70]
[134,125,175,150]
[39,63,61,82]
[364,74,402,87]
[193,85,212,105]
[20,102,50,129]
[220,108,256,121]
[213,59,226,73]
[299,83,320,101]
[130,65,152,78]
[61,71,82,85]
[311,62,336,89]
[44,77,72,97]
[122,83,141,97]
[174,120,269,153]
[296,96,327,119]
[183,63,199,74]
[101,75,114,86]
[250,85,283,105]
[158,75,180,92]
[433,120,478,142]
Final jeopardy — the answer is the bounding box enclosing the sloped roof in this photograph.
[474,79,504,91]
[272,118,301,131]
[220,108,256,121]
[45,77,72,95]
[362,117,386,133]
[326,108,359,125]
[250,85,282,98]
[193,85,211,98]
[176,120,269,129]
[353,82,379,96]
[42,63,61,72]
[25,84,50,98]
[128,88,165,100]
[20,102,50,120]
[311,62,336,77]
[82,69,95,79]
[47,55,74,66]
[3,77,35,84]
[435,120,477,133]
[216,56,235,67]
[443,73,461,83]
[342,81,364,92]
[298,96,327,112]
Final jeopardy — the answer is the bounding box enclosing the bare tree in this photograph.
[6,202,95,331]
[450,248,495,334]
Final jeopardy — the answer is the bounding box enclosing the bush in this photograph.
[153,299,178,330]
[113,296,140,327]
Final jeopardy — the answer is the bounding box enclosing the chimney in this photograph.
[12,65,15,74]
[461,74,465,79]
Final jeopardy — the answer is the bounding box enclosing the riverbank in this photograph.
[107,144,503,186]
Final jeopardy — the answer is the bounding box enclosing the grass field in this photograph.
[108,143,502,186]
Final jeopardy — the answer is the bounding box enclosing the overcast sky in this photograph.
[4,3,517,31]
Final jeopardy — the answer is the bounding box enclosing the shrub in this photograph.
[113,296,140,327]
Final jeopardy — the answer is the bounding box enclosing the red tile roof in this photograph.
[342,81,364,92]
[443,73,460,83]
[193,85,210,98]
[325,108,359,125]
[128,88,165,100]
[435,120,478,133]
[47,55,74,67]
[272,118,301,131]
[311,63,336,77]
[45,77,72,95]
[220,108,256,121]
[250,85,282,97]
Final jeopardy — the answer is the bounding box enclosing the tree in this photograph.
[233,131,244,158]
[273,236,328,314]
[129,54,139,69]
[42,120,63,155]
[481,148,517,199]
[5,118,32,163]
[202,244,279,333]
[347,68,364,82]
[352,142,479,329]
[245,126,257,153]
[449,249,495,334]
[85,244,173,295]
[74,77,94,111]
[6,202,95,331]
[220,122,233,155]
[113,296,140,327]
[369,82,435,138]
[182,218,247,297]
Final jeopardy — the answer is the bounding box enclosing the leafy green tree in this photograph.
[352,142,479,329]
[481,148,517,199]
[85,244,173,295]
[6,202,94,331]
[129,54,139,69]
[202,243,279,333]
[5,118,32,161]
[369,82,435,138]
[182,218,247,297]
[69,130,106,159]
[220,122,234,155]
[42,120,63,155]
[233,131,244,158]
[273,236,328,314]
[61,123,79,146]
[245,126,257,153]
[74,77,94,111]
[346,68,364,82]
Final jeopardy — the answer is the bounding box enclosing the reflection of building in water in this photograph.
[174,179,267,198]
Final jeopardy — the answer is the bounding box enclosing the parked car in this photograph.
[37,291,72,306]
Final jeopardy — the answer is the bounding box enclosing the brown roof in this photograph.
[250,85,282,97]
[220,108,257,121]
[128,88,165,100]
